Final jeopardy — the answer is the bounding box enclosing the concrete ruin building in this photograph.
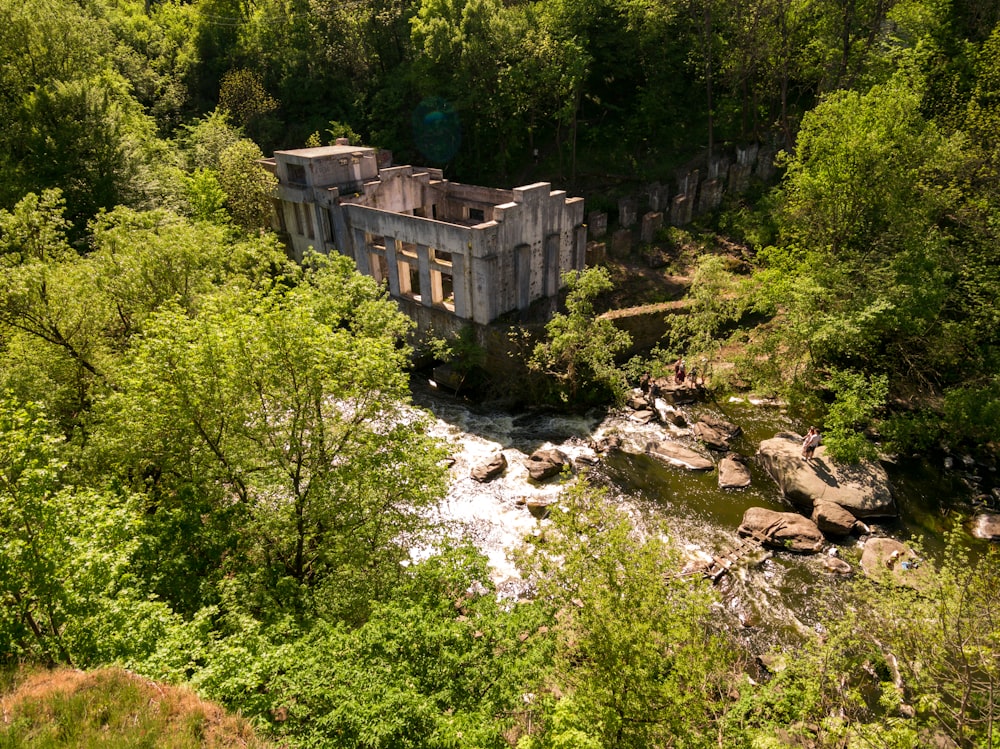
[260,140,587,335]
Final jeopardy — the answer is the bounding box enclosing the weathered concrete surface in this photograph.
[738,507,825,553]
[757,433,895,518]
[645,441,714,471]
[718,455,751,489]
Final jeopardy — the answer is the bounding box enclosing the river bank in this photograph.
[411,372,994,651]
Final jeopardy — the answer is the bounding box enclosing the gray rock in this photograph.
[591,434,622,454]
[627,393,650,410]
[738,507,825,553]
[811,500,858,537]
[693,421,730,450]
[757,433,895,517]
[970,513,1000,541]
[525,448,571,481]
[470,452,507,483]
[718,455,751,489]
[822,555,853,574]
[698,414,742,439]
[860,537,929,588]
[646,441,714,471]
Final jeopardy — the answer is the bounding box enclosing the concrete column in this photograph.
[353,229,372,275]
[544,234,561,297]
[384,237,401,297]
[429,267,444,305]
[515,243,531,311]
[451,253,471,319]
[417,244,433,307]
[587,211,608,239]
[574,225,587,270]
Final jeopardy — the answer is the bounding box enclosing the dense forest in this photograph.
[1,0,1000,744]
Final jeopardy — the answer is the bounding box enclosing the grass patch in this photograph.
[0,667,273,748]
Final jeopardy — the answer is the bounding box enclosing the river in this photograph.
[410,375,987,651]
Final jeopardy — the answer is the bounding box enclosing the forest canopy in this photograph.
[2,0,1000,744]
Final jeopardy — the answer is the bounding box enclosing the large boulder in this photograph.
[738,507,825,553]
[646,441,714,471]
[470,452,507,483]
[718,455,751,489]
[970,513,1000,541]
[860,537,930,588]
[692,422,730,450]
[526,448,571,481]
[698,414,742,439]
[811,501,858,537]
[757,433,895,518]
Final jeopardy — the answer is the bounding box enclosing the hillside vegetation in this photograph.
[1,0,999,744]
[1,667,272,747]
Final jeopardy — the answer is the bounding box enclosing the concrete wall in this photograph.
[267,147,585,328]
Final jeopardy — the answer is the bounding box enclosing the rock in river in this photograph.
[757,433,895,518]
[811,500,859,537]
[692,421,731,450]
[646,441,714,471]
[526,448,571,482]
[738,507,825,553]
[860,537,929,588]
[470,452,507,483]
[970,513,1000,541]
[718,454,751,489]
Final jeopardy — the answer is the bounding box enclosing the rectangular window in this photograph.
[468,207,485,222]
[287,163,306,186]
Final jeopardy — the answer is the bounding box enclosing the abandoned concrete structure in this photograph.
[261,141,586,333]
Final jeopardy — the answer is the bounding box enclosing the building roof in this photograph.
[274,145,374,159]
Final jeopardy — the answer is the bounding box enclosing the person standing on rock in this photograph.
[802,427,821,460]
[674,358,686,384]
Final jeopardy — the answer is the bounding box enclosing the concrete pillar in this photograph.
[647,183,667,212]
[417,244,433,306]
[544,234,561,297]
[516,243,531,311]
[588,211,608,239]
[618,197,637,228]
[610,228,632,257]
[728,163,751,195]
[640,212,663,244]
[755,147,777,181]
[671,195,692,226]
[573,225,587,270]
[586,241,607,266]
[384,237,401,297]
[451,253,471,319]
[698,178,724,213]
[353,229,372,275]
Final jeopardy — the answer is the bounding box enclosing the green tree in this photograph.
[92,254,447,619]
[218,139,278,233]
[519,480,739,749]
[530,267,631,406]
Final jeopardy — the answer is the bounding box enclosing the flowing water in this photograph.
[411,375,985,651]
